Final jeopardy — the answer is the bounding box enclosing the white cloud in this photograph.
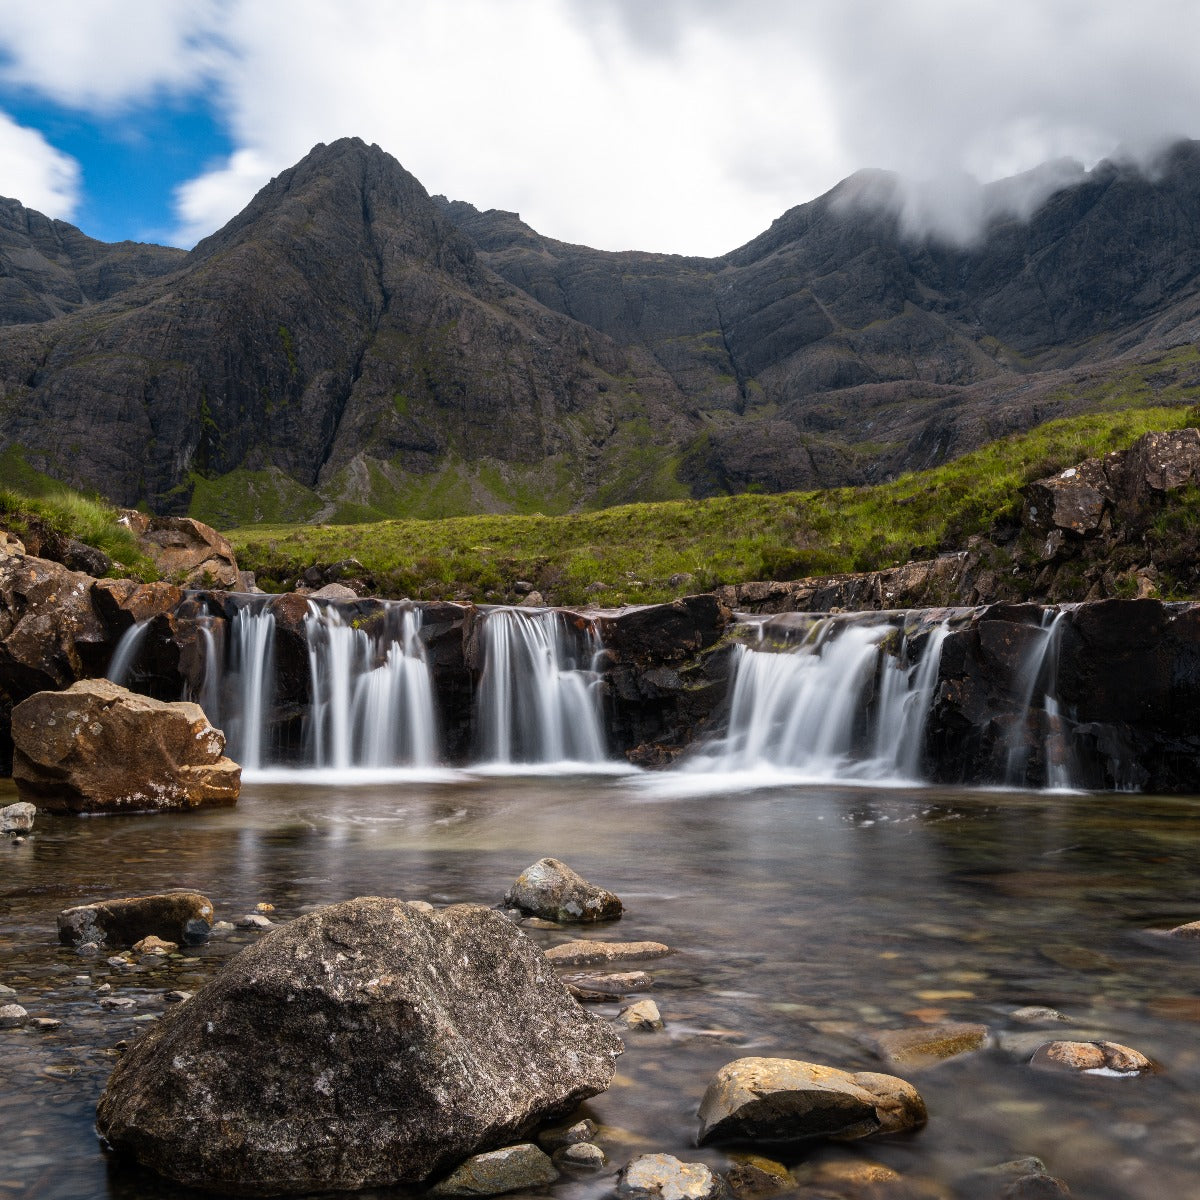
[4,0,1200,251]
[0,111,80,217]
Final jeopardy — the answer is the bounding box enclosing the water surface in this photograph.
[3,773,1200,1199]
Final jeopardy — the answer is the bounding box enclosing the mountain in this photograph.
[2,137,1199,523]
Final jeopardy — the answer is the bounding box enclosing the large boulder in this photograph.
[11,679,240,813]
[119,511,240,589]
[96,898,623,1195]
[504,858,623,923]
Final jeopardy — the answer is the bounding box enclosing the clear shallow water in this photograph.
[3,773,1200,1199]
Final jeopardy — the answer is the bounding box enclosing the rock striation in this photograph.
[95,898,622,1195]
[11,679,240,812]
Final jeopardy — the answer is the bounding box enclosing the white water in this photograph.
[1004,610,1077,789]
[227,606,275,771]
[475,608,607,765]
[104,619,151,685]
[688,618,949,783]
[304,604,437,769]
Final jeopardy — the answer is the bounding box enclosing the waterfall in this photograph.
[475,608,607,765]
[304,603,437,769]
[105,619,152,686]
[225,605,276,770]
[695,617,948,781]
[1005,611,1077,789]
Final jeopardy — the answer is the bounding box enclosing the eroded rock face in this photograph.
[96,898,622,1196]
[504,858,623,923]
[697,1057,926,1145]
[11,679,240,813]
[119,513,240,589]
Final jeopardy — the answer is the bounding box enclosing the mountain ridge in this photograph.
[1,136,1199,522]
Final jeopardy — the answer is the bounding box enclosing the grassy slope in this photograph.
[231,405,1196,606]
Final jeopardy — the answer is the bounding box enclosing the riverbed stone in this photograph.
[1009,1006,1072,1025]
[0,1003,28,1028]
[57,892,214,948]
[545,940,671,966]
[95,898,622,1195]
[1162,919,1200,938]
[698,1058,927,1145]
[537,1119,597,1151]
[1029,1040,1153,1075]
[619,999,665,1030]
[554,1142,606,1171]
[504,857,623,923]
[872,1021,990,1068]
[0,801,35,833]
[619,1153,725,1200]
[11,679,240,813]
[428,1144,559,1196]
[563,970,652,996]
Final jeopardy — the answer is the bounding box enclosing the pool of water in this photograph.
[3,772,1200,1199]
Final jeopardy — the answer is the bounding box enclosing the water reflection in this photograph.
[3,775,1200,1199]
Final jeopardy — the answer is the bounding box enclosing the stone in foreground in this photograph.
[429,1144,558,1196]
[1030,1040,1153,1076]
[58,893,214,947]
[12,679,240,813]
[96,898,622,1196]
[697,1058,926,1145]
[505,857,623,922]
[545,939,671,965]
[0,801,35,834]
[619,1153,725,1200]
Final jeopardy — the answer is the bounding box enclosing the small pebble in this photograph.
[132,936,178,955]
[236,914,274,929]
[1010,1006,1072,1025]
[31,1017,62,1030]
[0,983,15,997]
[99,996,136,1011]
[255,902,275,913]
[211,921,236,934]
[539,1119,598,1151]
[618,999,664,1031]
[76,943,100,958]
[164,990,193,1004]
[554,1142,606,1171]
[96,983,112,994]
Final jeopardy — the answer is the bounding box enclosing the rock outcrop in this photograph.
[11,679,240,812]
[96,898,622,1195]
[118,512,240,589]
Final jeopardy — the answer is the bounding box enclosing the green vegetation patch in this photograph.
[188,467,325,528]
[228,406,1195,606]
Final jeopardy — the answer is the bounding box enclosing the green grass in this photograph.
[230,405,1196,605]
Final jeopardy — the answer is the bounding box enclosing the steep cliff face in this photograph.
[0,140,690,518]
[3,138,1200,521]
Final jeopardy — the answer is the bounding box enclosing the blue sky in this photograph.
[0,1,1198,255]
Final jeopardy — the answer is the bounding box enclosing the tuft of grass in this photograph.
[229,405,1196,605]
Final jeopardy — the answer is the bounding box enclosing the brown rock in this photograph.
[872,1022,990,1068]
[1024,460,1110,536]
[121,513,239,589]
[561,971,652,996]
[1163,919,1200,938]
[698,1058,926,1145]
[545,940,671,966]
[58,892,214,947]
[11,678,240,813]
[1029,1040,1153,1075]
[504,857,623,923]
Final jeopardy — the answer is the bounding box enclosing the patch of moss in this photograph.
[188,467,324,528]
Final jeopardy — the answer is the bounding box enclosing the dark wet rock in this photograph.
[0,801,35,833]
[725,1154,795,1199]
[537,1119,597,1152]
[545,940,670,966]
[0,1003,28,1028]
[553,1141,606,1171]
[619,1153,726,1200]
[562,971,652,997]
[504,857,623,923]
[12,679,240,813]
[428,1144,558,1196]
[95,898,622,1195]
[618,999,664,1031]
[958,1157,1071,1199]
[698,1058,927,1145]
[871,1021,990,1068]
[61,538,112,577]
[57,892,215,948]
[1030,1040,1153,1075]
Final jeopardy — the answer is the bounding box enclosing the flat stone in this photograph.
[235,913,274,929]
[1030,1040,1153,1076]
[0,1003,28,1029]
[58,892,214,948]
[1009,1006,1072,1025]
[562,971,652,996]
[698,1057,926,1145]
[872,1021,990,1068]
[504,858,622,923]
[132,936,178,955]
[619,1153,724,1200]
[429,1144,558,1196]
[618,999,664,1031]
[0,802,36,834]
[545,940,671,966]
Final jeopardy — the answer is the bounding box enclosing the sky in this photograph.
[0,0,1198,256]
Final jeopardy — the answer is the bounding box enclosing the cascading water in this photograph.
[105,619,152,686]
[304,603,437,768]
[1005,610,1078,789]
[693,616,949,782]
[225,605,276,771]
[475,608,607,765]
